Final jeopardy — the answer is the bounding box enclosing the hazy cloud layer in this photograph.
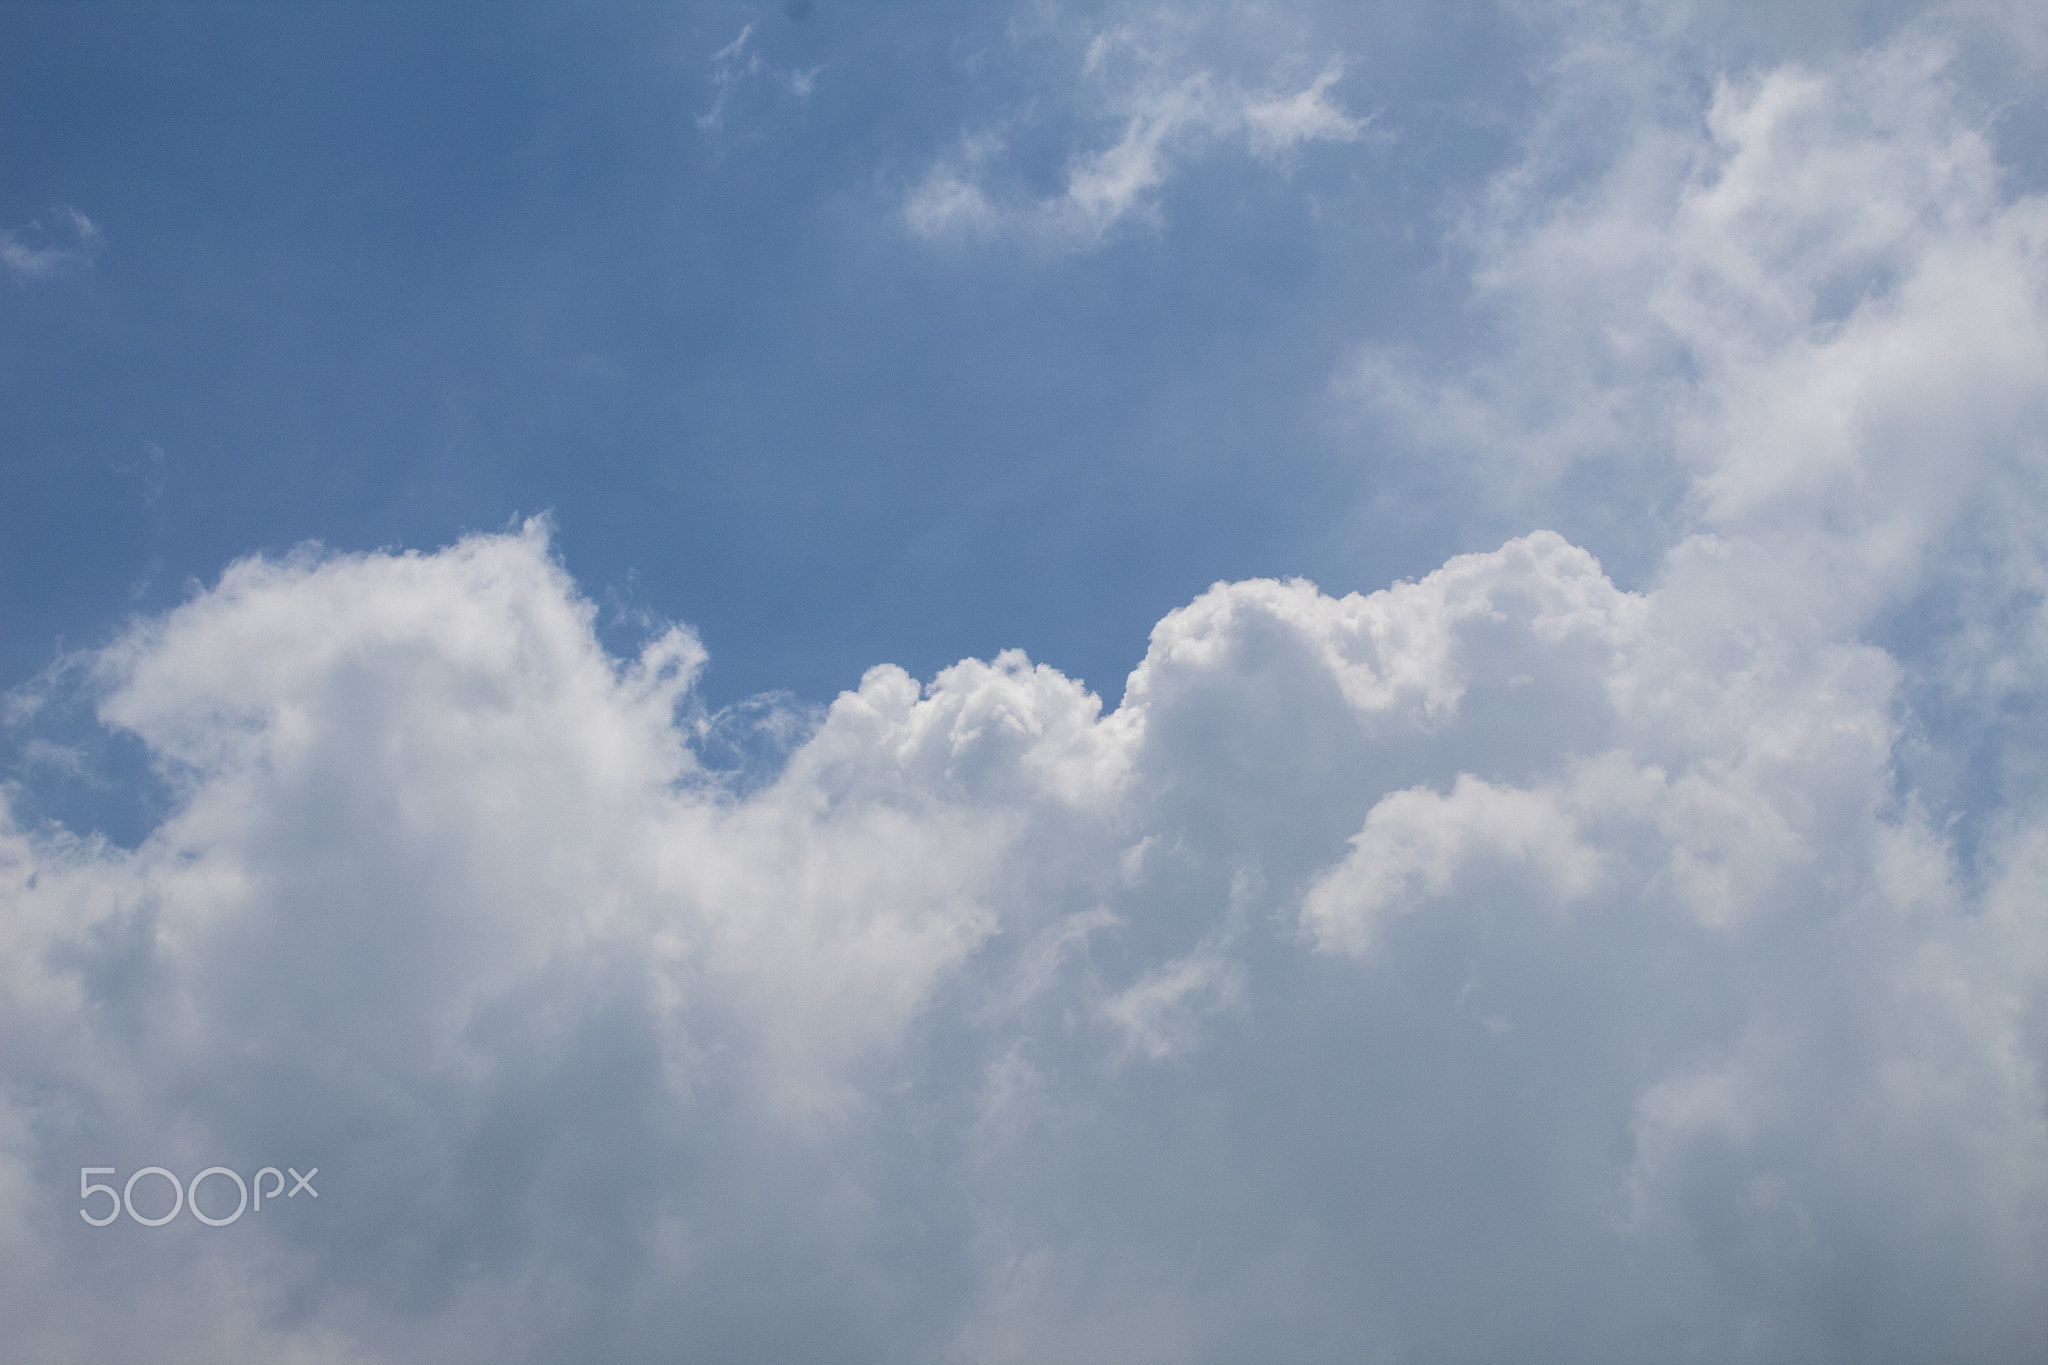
[6,8,2048,1365]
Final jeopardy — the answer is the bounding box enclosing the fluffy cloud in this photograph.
[4,504,2043,1361]
[1359,21,2048,622]
[7,9,2048,1365]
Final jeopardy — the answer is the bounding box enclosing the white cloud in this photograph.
[696,23,822,146]
[0,206,101,280]
[5,501,2044,1360]
[1242,62,1363,157]
[905,22,1367,245]
[1303,773,1601,955]
[8,8,2048,1364]
[1356,23,2048,620]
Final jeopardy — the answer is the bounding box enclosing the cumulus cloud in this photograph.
[1356,7,2048,852]
[1358,22,2048,589]
[4,506,2043,1362]
[0,206,102,280]
[8,9,2048,1365]
[906,21,1367,244]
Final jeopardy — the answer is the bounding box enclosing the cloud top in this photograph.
[4,496,2045,1360]
[6,9,2048,1365]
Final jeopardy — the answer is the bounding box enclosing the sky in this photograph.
[4,2,2048,1362]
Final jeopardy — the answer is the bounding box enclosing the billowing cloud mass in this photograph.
[7,10,2048,1365]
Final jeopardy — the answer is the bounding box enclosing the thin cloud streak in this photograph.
[907,18,1369,245]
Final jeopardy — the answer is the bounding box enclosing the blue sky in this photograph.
[7,4,2048,1363]
[5,2,1522,710]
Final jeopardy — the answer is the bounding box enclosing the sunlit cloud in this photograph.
[6,6,2048,1364]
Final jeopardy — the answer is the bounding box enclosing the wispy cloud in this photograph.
[697,22,823,145]
[907,21,1370,246]
[0,205,102,279]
